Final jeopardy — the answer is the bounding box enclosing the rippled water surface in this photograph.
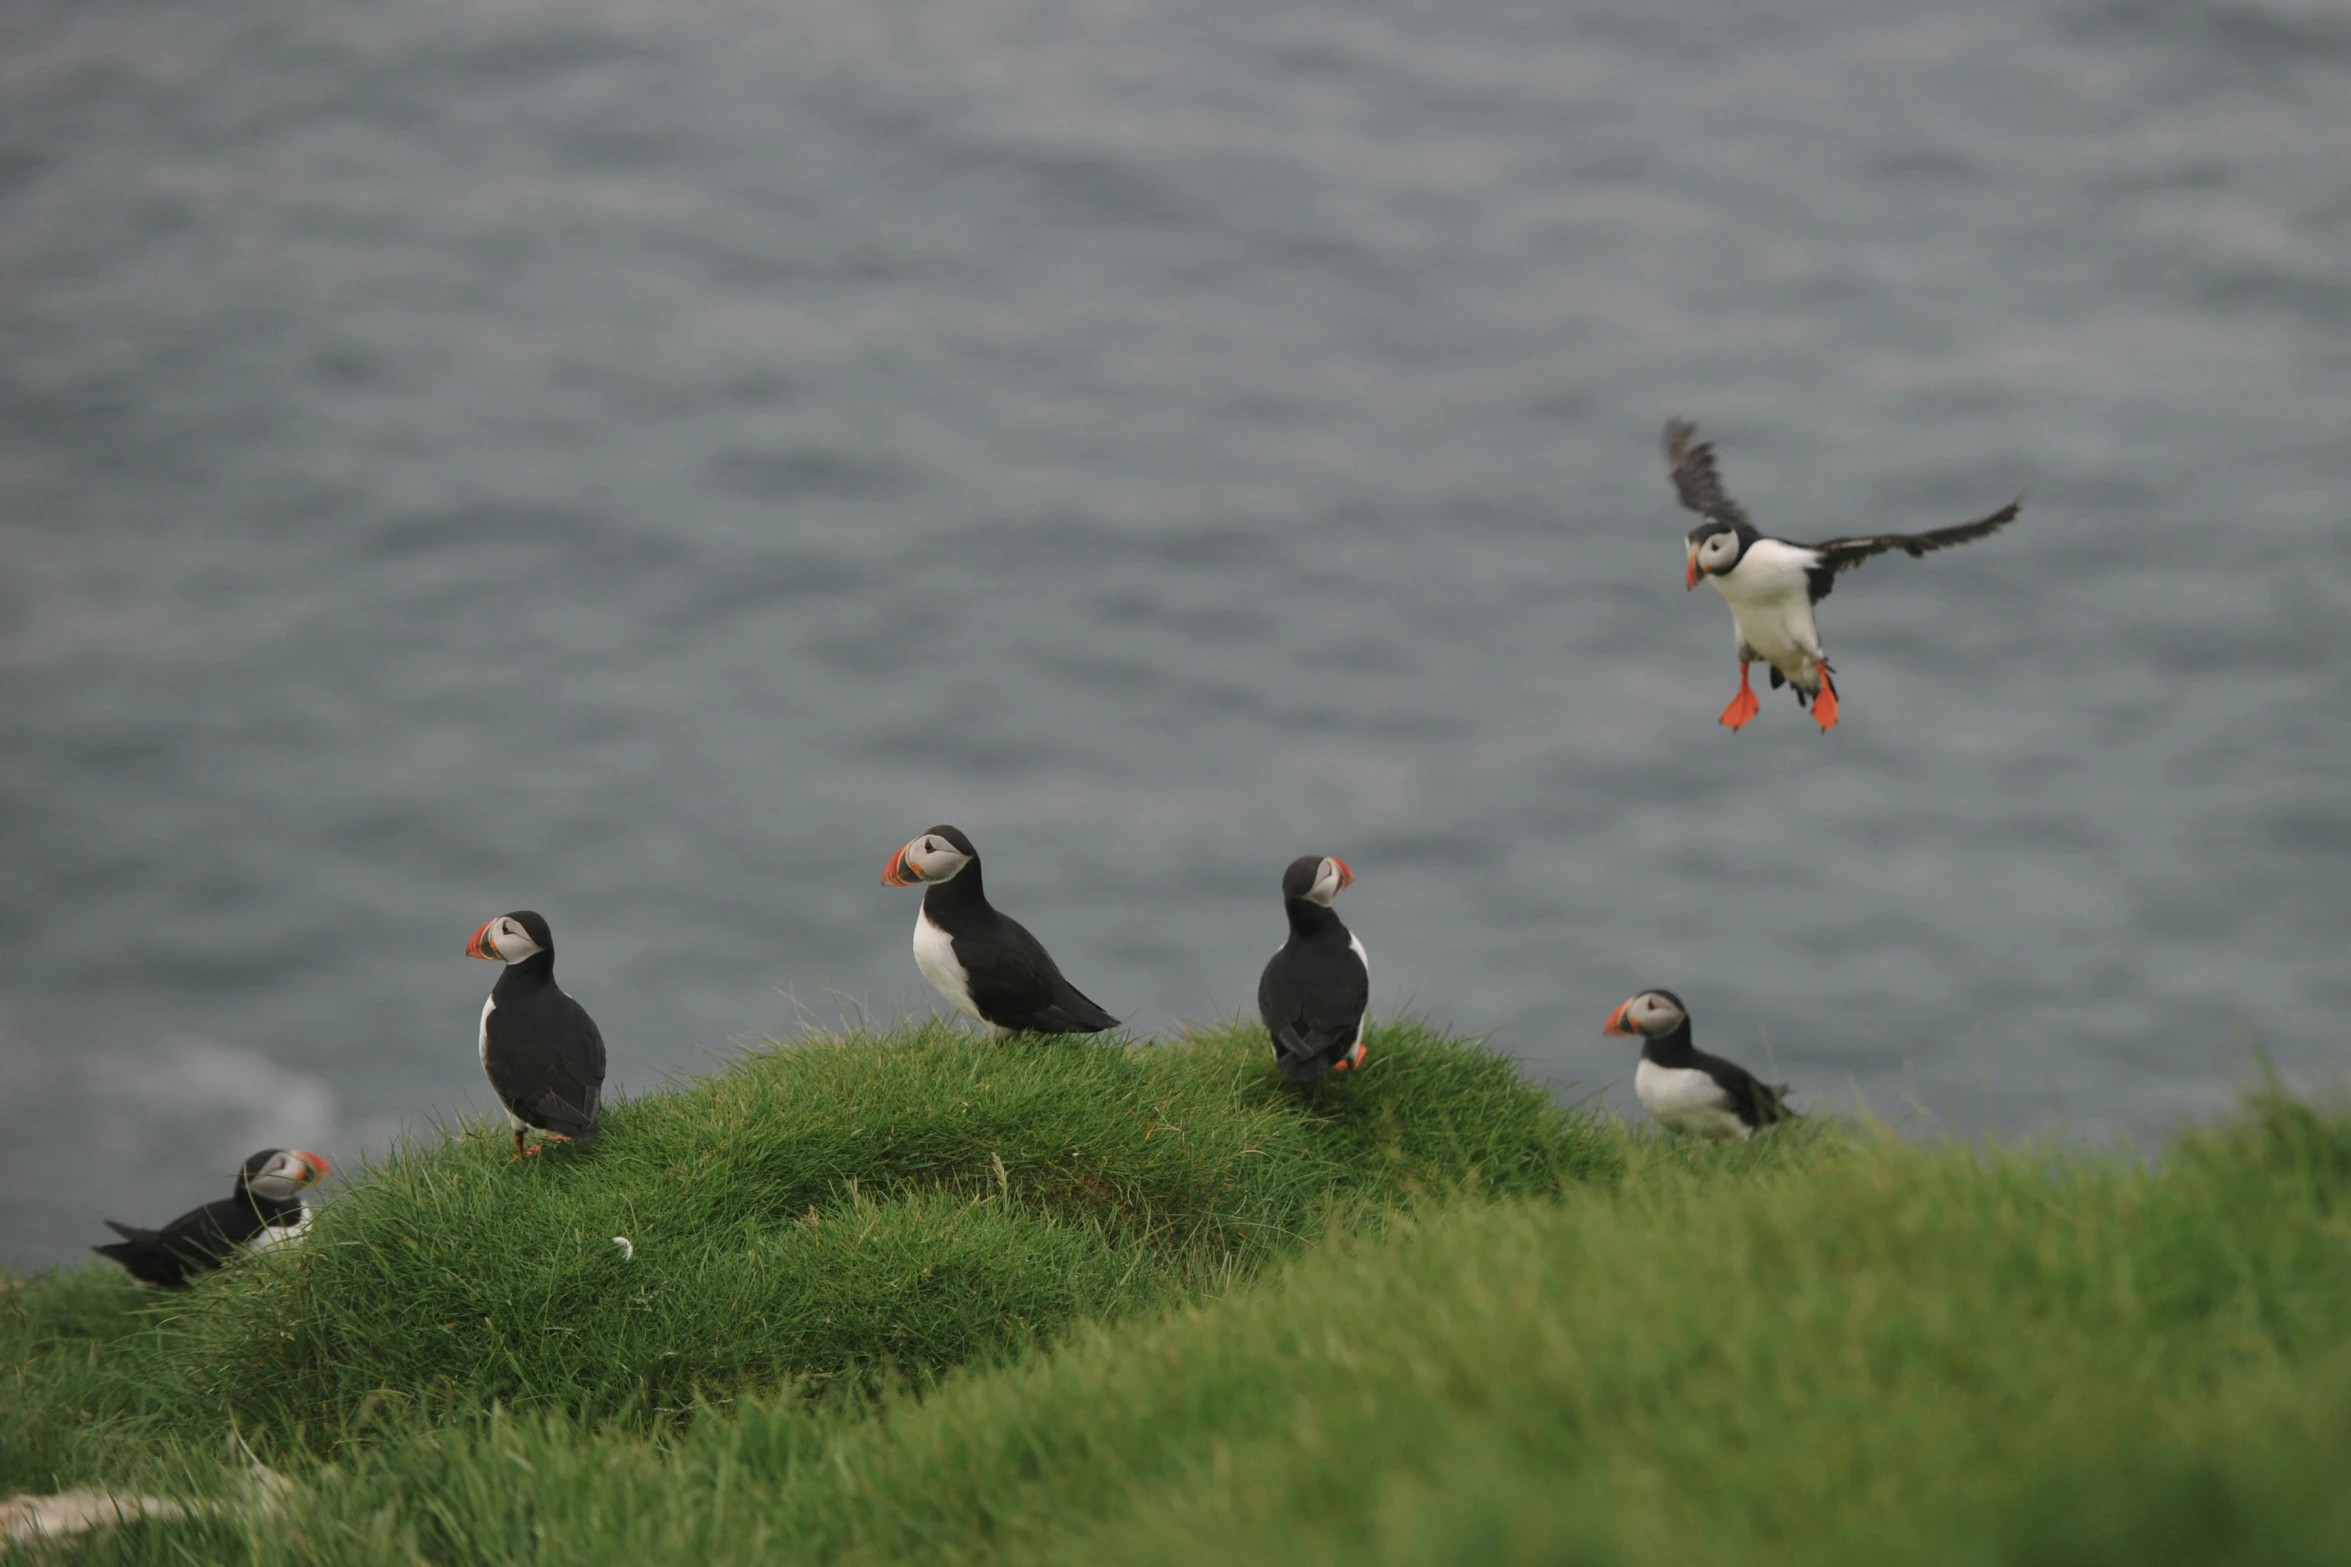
[4,0,2347,1266]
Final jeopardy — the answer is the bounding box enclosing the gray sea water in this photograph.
[4,0,2347,1269]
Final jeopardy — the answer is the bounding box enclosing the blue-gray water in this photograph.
[4,0,2347,1269]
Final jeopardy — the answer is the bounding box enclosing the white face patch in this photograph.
[1623,991,1686,1037]
[912,908,985,1022]
[905,836,974,884]
[244,1152,311,1202]
[482,918,544,963]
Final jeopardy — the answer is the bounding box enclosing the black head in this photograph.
[235,1148,334,1199]
[466,910,553,963]
[1280,854,1354,906]
[922,824,977,859]
[1684,521,1754,586]
[884,825,980,887]
[1603,988,1689,1040]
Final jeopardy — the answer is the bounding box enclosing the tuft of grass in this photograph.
[0,1269,166,1496]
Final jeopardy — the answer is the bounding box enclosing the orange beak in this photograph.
[1602,999,1638,1037]
[1685,551,1702,591]
[465,920,499,961]
[290,1151,334,1184]
[882,844,921,887]
[1330,856,1354,891]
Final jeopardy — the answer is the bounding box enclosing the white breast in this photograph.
[244,1204,314,1255]
[1634,1059,1750,1141]
[1348,932,1371,1047]
[1710,539,1826,681]
[912,909,985,1022]
[478,994,496,1072]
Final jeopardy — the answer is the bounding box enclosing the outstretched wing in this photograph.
[1805,497,2023,601]
[1663,418,1751,531]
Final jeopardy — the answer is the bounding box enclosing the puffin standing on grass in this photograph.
[1665,418,2023,732]
[882,825,1121,1036]
[1603,989,1794,1141]
[1257,854,1370,1082]
[92,1148,333,1288]
[466,910,605,1157]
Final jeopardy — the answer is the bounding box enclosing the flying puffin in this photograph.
[1257,854,1370,1082]
[92,1148,333,1289]
[466,910,606,1158]
[1665,418,2023,732]
[881,825,1121,1035]
[1602,988,1794,1141]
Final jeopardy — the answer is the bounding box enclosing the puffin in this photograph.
[1602,988,1794,1141]
[466,909,606,1158]
[92,1148,333,1289]
[881,825,1121,1035]
[1665,418,2023,732]
[1256,853,1370,1082]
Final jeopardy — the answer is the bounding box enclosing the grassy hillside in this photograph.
[7,1024,2350,1564]
[3,1020,1606,1479]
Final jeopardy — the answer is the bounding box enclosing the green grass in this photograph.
[6,1024,2349,1565]
[3,1020,1605,1475]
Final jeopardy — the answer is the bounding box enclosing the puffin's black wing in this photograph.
[1663,419,1752,531]
[93,1196,263,1288]
[1695,1049,1797,1131]
[1803,498,2023,602]
[484,993,606,1138]
[94,1222,191,1288]
[964,913,1120,1035]
[1256,938,1369,1083]
[535,998,606,1135]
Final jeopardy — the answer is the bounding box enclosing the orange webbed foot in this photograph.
[1718,665,1761,731]
[1811,675,1840,732]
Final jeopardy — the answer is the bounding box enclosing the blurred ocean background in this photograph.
[4,0,2347,1268]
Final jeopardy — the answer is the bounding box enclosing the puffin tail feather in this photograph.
[533,1092,599,1141]
[1271,1022,1344,1083]
[1040,984,1121,1035]
[93,1237,185,1288]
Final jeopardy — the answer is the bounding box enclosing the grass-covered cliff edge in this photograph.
[5,1020,2349,1564]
